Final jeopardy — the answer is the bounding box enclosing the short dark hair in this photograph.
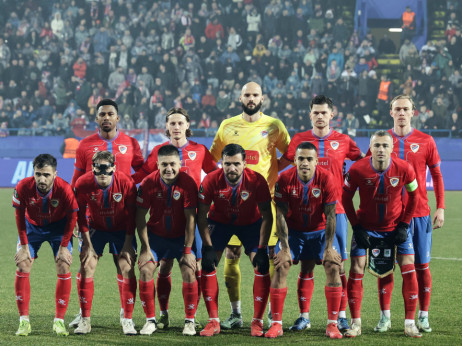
[96,99,118,113]
[165,107,193,137]
[310,95,334,111]
[371,130,393,142]
[296,142,318,153]
[33,154,57,170]
[222,143,246,160]
[92,151,114,165]
[158,144,180,158]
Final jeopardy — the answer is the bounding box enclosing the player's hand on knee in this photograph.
[56,246,73,266]
[393,222,409,245]
[15,245,32,266]
[253,247,269,274]
[138,248,155,269]
[180,253,196,271]
[119,245,136,267]
[201,245,218,272]
[352,224,371,249]
[274,248,292,270]
[322,247,342,266]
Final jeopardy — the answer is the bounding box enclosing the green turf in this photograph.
[0,188,461,345]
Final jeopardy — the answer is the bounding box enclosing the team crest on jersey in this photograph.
[173,190,181,200]
[410,144,419,153]
[50,199,59,208]
[390,178,399,187]
[372,249,380,257]
[188,151,197,160]
[291,189,298,196]
[113,193,122,202]
[119,145,127,154]
[241,191,249,201]
[312,188,321,198]
[261,130,268,137]
[330,141,339,150]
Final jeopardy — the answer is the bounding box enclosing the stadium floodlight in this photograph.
[388,28,403,32]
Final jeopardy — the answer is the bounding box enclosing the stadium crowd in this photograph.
[0,0,461,137]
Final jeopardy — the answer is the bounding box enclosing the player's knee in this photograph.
[180,264,195,282]
[398,254,415,267]
[323,261,340,276]
[159,259,174,275]
[118,260,134,277]
[225,246,242,259]
[16,260,32,272]
[139,263,155,282]
[56,260,71,274]
[349,257,365,273]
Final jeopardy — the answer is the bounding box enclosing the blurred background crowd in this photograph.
[0,0,461,138]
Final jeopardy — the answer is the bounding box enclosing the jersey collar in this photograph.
[391,127,414,140]
[297,168,316,187]
[369,157,392,174]
[98,129,120,142]
[311,128,333,140]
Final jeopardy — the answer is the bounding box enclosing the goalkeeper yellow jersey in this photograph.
[209,112,290,192]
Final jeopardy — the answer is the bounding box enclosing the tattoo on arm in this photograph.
[324,204,336,247]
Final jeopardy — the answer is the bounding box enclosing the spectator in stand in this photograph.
[205,17,224,40]
[401,6,416,43]
[447,112,462,137]
[378,34,397,54]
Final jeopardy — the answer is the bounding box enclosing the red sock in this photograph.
[79,277,94,318]
[325,286,342,321]
[270,287,287,322]
[122,277,137,319]
[183,281,198,319]
[339,273,348,312]
[196,270,202,307]
[401,264,418,319]
[157,272,171,312]
[253,270,270,320]
[15,271,30,316]
[415,263,431,312]
[297,272,314,313]
[377,273,394,311]
[347,271,364,319]
[139,279,156,319]
[55,273,72,319]
[76,272,81,300]
[201,270,219,318]
[117,274,124,308]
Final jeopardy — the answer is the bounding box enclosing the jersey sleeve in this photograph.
[125,179,137,235]
[274,176,289,204]
[323,172,338,205]
[255,173,272,204]
[404,162,418,192]
[74,183,90,233]
[131,137,145,172]
[198,175,213,205]
[136,179,152,209]
[132,148,158,184]
[183,176,198,209]
[209,124,225,162]
[275,120,291,155]
[201,146,219,173]
[71,144,86,188]
[343,165,359,193]
[346,137,363,161]
[283,134,299,162]
[12,185,25,210]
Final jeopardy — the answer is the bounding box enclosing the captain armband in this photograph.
[405,179,418,192]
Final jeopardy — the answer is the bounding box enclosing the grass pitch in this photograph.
[0,188,461,345]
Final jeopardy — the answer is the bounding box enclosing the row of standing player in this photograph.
[12,83,444,338]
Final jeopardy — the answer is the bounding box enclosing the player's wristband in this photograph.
[258,245,267,250]
[183,246,192,254]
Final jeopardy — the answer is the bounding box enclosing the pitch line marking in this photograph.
[432,256,462,261]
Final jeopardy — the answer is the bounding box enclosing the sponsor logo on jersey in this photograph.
[188,151,197,160]
[312,188,321,198]
[173,190,181,200]
[261,130,268,137]
[241,191,249,201]
[410,144,419,153]
[113,193,122,202]
[291,189,298,196]
[365,179,374,186]
[245,150,260,165]
[330,141,339,150]
[390,178,399,187]
[119,145,127,154]
[372,248,380,257]
[50,199,59,208]
[384,249,391,257]
[93,147,99,152]
[30,198,36,205]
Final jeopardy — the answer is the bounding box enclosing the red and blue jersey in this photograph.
[74,171,137,234]
[71,131,144,187]
[199,167,272,226]
[343,157,417,232]
[13,176,78,245]
[284,129,362,214]
[274,166,337,232]
[133,140,218,187]
[388,128,444,217]
[136,171,198,238]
